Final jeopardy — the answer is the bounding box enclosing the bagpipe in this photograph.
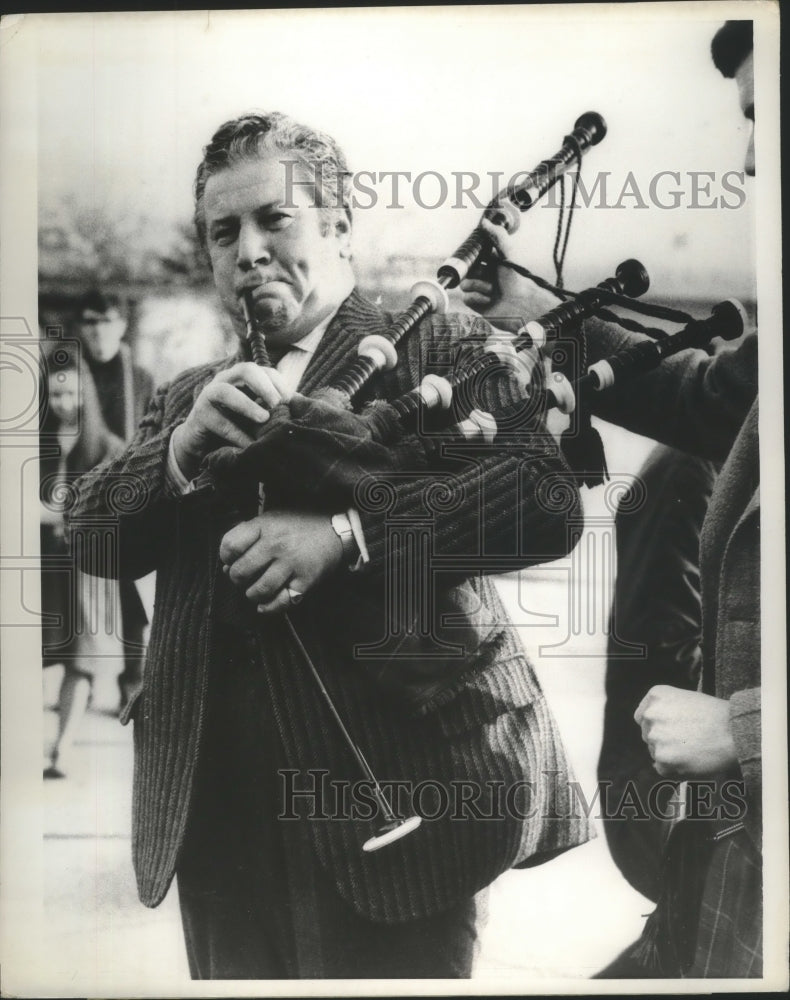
[542,297,746,411]
[210,260,745,504]
[201,113,746,852]
[205,112,612,503]
[206,107,746,503]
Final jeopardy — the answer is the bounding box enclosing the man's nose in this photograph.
[237,222,272,271]
[744,129,755,177]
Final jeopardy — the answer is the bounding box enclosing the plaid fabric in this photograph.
[689,827,763,977]
[622,820,762,979]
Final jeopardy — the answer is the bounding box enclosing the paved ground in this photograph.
[31,425,655,995]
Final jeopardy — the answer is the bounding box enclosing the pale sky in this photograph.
[35,4,763,299]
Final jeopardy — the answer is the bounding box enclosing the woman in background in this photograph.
[40,353,125,778]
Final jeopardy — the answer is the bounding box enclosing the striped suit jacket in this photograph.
[67,289,593,921]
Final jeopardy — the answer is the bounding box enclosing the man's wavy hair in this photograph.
[194,111,352,248]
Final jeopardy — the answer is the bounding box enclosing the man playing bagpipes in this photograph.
[460,21,762,977]
[65,110,595,979]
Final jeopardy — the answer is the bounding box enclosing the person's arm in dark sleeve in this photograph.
[455,223,757,463]
[583,319,757,462]
[598,445,717,900]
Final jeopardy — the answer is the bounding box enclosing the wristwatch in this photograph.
[331,512,357,564]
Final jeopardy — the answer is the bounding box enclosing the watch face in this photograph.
[332,514,351,537]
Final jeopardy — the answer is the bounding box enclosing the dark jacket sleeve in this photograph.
[583,319,758,462]
[598,445,718,901]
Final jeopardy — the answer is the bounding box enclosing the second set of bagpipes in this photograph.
[204,112,746,852]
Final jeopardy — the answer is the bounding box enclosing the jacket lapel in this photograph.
[703,402,759,554]
[298,289,388,396]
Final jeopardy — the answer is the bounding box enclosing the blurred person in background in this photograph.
[461,20,761,977]
[40,355,126,777]
[75,289,154,711]
[76,289,154,440]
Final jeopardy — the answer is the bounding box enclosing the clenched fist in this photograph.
[634,685,738,779]
[219,509,344,614]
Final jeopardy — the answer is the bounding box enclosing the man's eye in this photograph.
[267,212,292,228]
[211,228,237,246]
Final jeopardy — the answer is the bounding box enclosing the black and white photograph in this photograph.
[0,2,786,995]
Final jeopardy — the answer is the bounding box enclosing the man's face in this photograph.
[735,51,755,177]
[79,308,127,363]
[203,154,351,348]
[48,369,81,426]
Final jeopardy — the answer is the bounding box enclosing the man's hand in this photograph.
[172,363,290,480]
[219,510,344,614]
[459,218,562,328]
[634,685,738,778]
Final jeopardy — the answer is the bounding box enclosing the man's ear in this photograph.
[334,208,353,259]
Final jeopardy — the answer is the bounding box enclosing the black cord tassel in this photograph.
[560,418,609,488]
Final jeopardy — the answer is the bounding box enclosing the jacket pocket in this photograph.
[411,639,540,736]
[335,577,503,709]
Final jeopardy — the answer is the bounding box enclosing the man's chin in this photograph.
[247,300,303,346]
